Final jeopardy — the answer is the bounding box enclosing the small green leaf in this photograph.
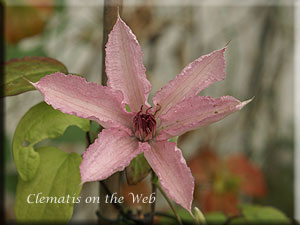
[125,154,151,185]
[125,104,132,112]
[15,146,82,223]
[168,136,178,144]
[3,56,68,96]
[13,102,89,181]
[240,204,291,224]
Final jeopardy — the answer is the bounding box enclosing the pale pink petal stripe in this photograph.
[80,128,150,184]
[153,48,226,116]
[157,96,251,141]
[144,141,194,212]
[106,17,151,112]
[32,72,134,129]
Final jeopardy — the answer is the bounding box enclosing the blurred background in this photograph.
[3,0,295,222]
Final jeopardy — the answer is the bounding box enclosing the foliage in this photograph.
[3,57,68,96]
[12,102,89,181]
[12,101,89,222]
[15,146,82,222]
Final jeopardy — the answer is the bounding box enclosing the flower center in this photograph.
[133,106,156,142]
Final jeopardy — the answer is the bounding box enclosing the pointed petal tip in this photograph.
[115,15,122,24]
[237,97,254,110]
[117,7,121,18]
[23,76,33,85]
[225,39,232,47]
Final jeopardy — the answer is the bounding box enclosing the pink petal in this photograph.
[144,141,194,212]
[153,48,226,116]
[80,128,150,183]
[106,17,151,112]
[32,72,134,129]
[157,96,251,141]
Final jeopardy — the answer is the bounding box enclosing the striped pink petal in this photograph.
[153,48,226,116]
[32,72,134,129]
[157,96,251,141]
[144,140,194,212]
[106,17,151,112]
[80,128,150,184]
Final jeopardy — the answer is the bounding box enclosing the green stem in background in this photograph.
[150,171,157,225]
[154,175,183,225]
[101,0,123,85]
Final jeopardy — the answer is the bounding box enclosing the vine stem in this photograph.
[98,1,123,223]
[156,183,183,225]
[150,171,157,225]
[101,0,123,85]
[99,180,125,214]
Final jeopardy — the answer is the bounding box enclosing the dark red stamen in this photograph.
[133,105,156,141]
[146,107,152,114]
[154,104,161,116]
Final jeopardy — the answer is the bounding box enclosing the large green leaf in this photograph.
[125,154,151,185]
[15,146,82,222]
[240,204,291,224]
[13,102,89,181]
[3,56,68,96]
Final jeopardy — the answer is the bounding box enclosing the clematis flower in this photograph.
[31,16,250,212]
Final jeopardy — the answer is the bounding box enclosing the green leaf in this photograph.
[228,217,247,225]
[205,212,227,224]
[159,208,194,225]
[3,56,68,96]
[13,102,89,181]
[15,146,82,223]
[125,154,151,185]
[240,204,291,224]
[53,125,88,144]
[176,208,195,223]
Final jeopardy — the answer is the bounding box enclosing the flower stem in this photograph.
[156,183,183,225]
[99,1,123,223]
[100,181,125,213]
[150,171,157,225]
[85,130,92,146]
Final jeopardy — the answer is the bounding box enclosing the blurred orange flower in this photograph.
[188,147,267,215]
[5,0,54,44]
